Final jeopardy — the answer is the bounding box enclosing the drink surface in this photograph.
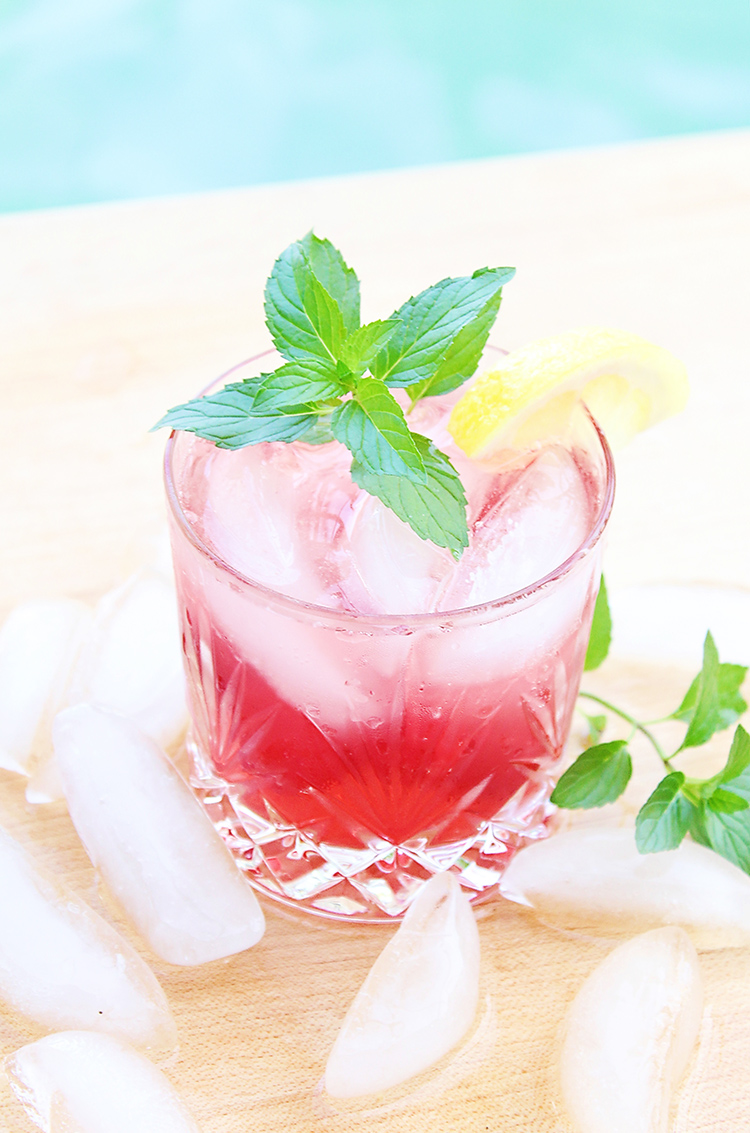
[167,379,611,919]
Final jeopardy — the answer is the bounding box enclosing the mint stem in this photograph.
[578,691,673,769]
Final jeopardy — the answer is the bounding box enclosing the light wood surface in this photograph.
[1,129,749,1130]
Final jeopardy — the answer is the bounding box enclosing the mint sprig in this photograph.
[557,584,750,874]
[154,234,515,553]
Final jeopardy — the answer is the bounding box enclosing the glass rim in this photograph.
[164,346,616,630]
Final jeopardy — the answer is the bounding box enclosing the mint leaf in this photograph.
[707,788,749,814]
[155,380,317,448]
[716,664,749,725]
[702,811,750,870]
[698,804,750,873]
[264,241,346,363]
[156,374,262,429]
[339,320,398,374]
[717,724,750,793]
[635,771,693,852]
[253,359,348,412]
[674,655,747,734]
[675,632,728,750]
[350,434,468,557]
[332,378,426,482]
[551,740,631,809]
[371,267,515,390]
[298,232,360,334]
[407,285,504,403]
[652,729,750,870]
[584,576,612,672]
[697,725,750,805]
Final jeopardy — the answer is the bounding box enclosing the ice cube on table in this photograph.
[501,825,750,949]
[0,599,91,776]
[53,704,265,966]
[0,825,175,1051]
[325,873,480,1097]
[6,1031,201,1133]
[68,569,188,751]
[438,447,590,611]
[559,927,703,1133]
[28,570,188,805]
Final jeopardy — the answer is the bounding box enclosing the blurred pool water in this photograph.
[1,0,749,212]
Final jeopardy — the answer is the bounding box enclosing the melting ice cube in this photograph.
[0,599,91,777]
[53,704,265,966]
[6,1031,201,1133]
[68,569,187,750]
[28,570,189,805]
[501,824,750,949]
[559,927,703,1133]
[325,873,480,1097]
[0,825,175,1051]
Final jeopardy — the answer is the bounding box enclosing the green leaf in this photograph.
[707,788,750,814]
[686,803,712,849]
[407,285,504,403]
[584,576,612,672]
[698,803,750,873]
[550,740,632,809]
[718,725,750,791]
[371,267,515,390]
[155,375,261,431]
[154,380,318,448]
[298,231,360,334]
[253,359,347,412]
[676,632,728,750]
[264,240,346,363]
[682,729,750,871]
[332,378,427,482]
[339,320,398,374]
[350,433,468,557]
[635,771,693,852]
[716,664,749,725]
[697,725,750,804]
[673,643,747,736]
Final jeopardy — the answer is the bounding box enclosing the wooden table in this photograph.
[1,129,749,1131]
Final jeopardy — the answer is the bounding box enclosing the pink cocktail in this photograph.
[165,355,614,921]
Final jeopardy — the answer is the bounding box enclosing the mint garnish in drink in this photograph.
[559,580,750,874]
[155,232,515,557]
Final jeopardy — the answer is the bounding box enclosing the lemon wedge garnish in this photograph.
[448,328,689,457]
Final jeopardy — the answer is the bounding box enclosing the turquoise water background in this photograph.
[1,0,749,213]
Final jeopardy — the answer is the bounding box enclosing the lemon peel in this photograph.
[448,327,689,457]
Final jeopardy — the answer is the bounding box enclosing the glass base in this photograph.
[190,740,557,923]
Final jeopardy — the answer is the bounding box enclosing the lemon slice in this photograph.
[448,328,689,457]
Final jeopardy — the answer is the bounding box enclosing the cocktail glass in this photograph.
[165,351,615,922]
